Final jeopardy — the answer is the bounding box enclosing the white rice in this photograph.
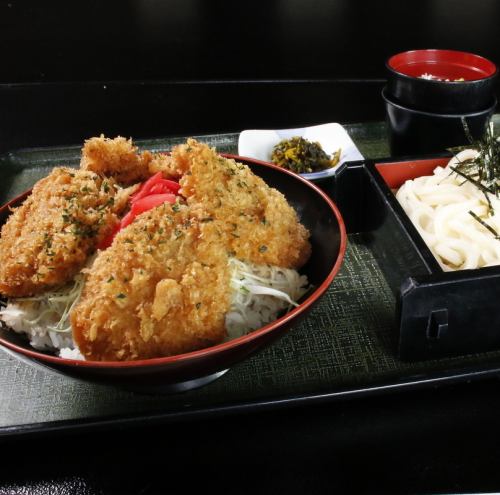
[0,274,85,358]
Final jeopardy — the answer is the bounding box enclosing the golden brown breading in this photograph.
[173,139,311,269]
[0,167,130,297]
[80,135,152,185]
[71,203,231,361]
[80,135,179,184]
[147,152,180,179]
[71,139,312,361]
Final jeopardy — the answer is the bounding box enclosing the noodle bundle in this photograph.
[396,150,500,271]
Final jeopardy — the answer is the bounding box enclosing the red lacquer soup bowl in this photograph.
[386,49,498,113]
[0,156,347,393]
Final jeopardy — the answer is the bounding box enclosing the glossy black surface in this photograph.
[3,378,500,494]
[1,1,499,84]
[1,0,500,154]
[383,88,496,155]
[0,81,386,154]
[387,70,498,114]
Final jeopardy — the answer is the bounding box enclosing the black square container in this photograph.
[332,156,500,361]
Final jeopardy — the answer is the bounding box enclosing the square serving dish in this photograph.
[238,122,364,180]
[333,155,500,361]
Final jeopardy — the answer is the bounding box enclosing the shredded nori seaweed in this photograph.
[448,120,500,237]
[449,122,500,217]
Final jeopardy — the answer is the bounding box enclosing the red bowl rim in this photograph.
[0,154,347,369]
[387,49,498,82]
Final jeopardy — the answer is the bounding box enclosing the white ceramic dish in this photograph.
[238,122,364,180]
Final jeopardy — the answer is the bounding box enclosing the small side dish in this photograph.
[238,123,364,180]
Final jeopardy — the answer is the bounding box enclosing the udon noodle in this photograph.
[396,149,500,271]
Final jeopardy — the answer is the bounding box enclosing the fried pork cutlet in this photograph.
[173,139,311,269]
[71,203,231,361]
[71,139,311,361]
[0,167,130,297]
[81,135,178,184]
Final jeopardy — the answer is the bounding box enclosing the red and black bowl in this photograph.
[386,49,498,114]
[382,87,496,156]
[0,156,347,393]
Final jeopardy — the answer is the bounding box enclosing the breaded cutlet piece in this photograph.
[148,153,181,179]
[80,135,179,184]
[173,139,311,269]
[0,167,130,297]
[71,139,311,361]
[71,203,231,361]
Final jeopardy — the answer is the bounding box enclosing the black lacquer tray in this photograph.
[2,126,500,440]
[334,154,500,360]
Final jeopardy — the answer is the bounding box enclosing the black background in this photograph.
[1,1,500,493]
[0,0,499,151]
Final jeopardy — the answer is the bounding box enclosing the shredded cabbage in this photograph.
[225,258,310,340]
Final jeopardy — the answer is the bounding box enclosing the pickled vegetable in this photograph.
[271,137,341,174]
